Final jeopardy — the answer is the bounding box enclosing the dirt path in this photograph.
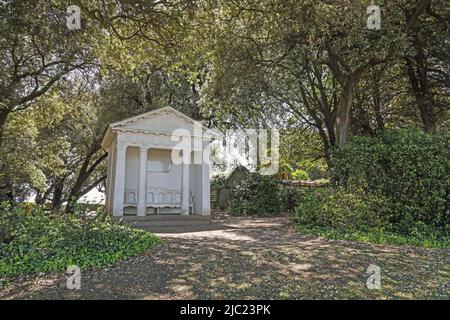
[1,217,449,299]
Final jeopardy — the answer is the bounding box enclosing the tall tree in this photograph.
[402,1,450,132]
[0,0,96,146]
[191,0,436,144]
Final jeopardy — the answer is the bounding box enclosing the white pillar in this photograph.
[201,144,211,215]
[137,146,148,216]
[190,151,202,215]
[105,145,114,214]
[112,143,127,217]
[180,150,190,215]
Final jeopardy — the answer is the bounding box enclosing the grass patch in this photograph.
[296,224,450,249]
[0,203,161,279]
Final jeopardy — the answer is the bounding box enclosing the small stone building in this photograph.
[101,107,221,217]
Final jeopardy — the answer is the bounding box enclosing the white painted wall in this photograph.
[125,146,139,191]
[124,147,182,192]
[147,148,182,191]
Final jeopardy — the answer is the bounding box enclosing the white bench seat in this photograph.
[124,187,192,214]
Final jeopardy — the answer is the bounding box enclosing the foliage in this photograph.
[295,188,392,232]
[330,129,450,234]
[0,203,160,277]
[295,188,449,248]
[296,159,328,180]
[0,82,108,207]
[197,0,448,146]
[291,169,309,181]
[229,174,281,216]
[279,186,304,214]
[279,157,328,181]
[296,225,450,249]
[0,1,448,225]
[211,174,226,191]
[277,160,293,180]
[278,130,329,180]
[0,0,97,144]
[279,131,327,173]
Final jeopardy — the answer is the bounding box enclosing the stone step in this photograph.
[131,219,211,227]
[115,215,212,227]
[118,214,210,221]
[134,224,221,234]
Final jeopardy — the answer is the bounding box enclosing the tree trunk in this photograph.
[335,71,366,144]
[335,78,355,144]
[65,150,107,213]
[419,103,435,133]
[51,180,64,212]
[324,118,336,148]
[373,103,385,134]
[0,108,10,147]
[65,168,89,214]
[406,57,435,132]
[371,71,384,133]
[405,32,435,133]
[65,172,88,214]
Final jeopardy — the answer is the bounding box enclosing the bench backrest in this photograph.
[125,187,192,206]
[146,187,181,205]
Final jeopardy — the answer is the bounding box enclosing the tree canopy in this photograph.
[0,0,448,207]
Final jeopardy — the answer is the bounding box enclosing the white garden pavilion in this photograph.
[101,107,220,217]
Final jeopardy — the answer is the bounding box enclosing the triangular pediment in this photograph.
[101,106,221,150]
[119,112,195,134]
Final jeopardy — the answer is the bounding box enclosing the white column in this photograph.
[201,143,211,215]
[137,146,148,216]
[190,151,202,215]
[112,143,127,217]
[105,145,114,214]
[180,150,190,215]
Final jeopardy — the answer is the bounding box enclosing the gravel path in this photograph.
[1,217,449,299]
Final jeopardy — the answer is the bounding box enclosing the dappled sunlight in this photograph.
[2,217,448,300]
[156,218,334,251]
[0,274,60,300]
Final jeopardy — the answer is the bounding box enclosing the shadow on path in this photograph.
[2,217,449,300]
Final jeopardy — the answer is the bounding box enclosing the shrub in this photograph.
[330,129,449,234]
[229,174,281,216]
[295,188,392,232]
[294,188,449,248]
[291,169,309,180]
[277,160,293,179]
[280,186,304,213]
[211,174,226,191]
[296,159,328,180]
[0,203,160,277]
